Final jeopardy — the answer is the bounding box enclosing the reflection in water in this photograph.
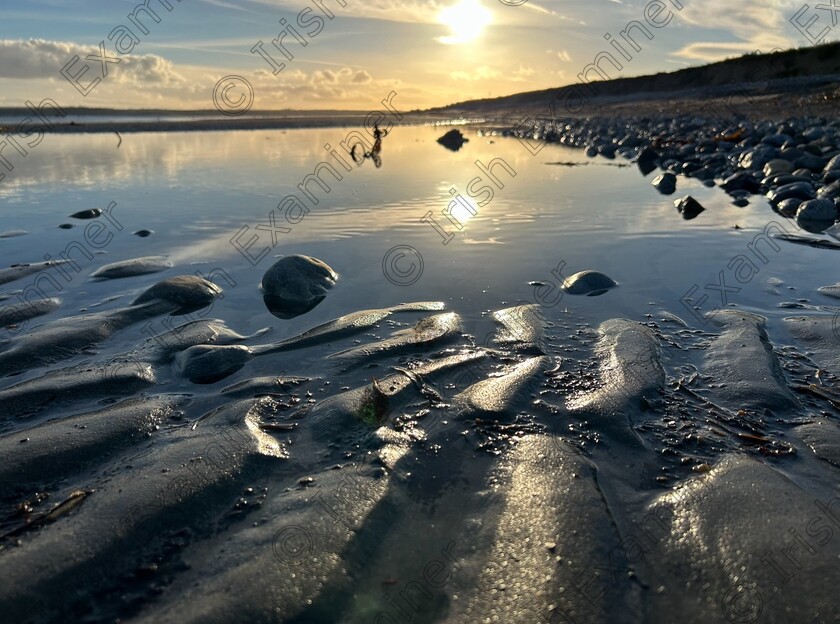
[350,123,389,168]
[0,124,828,350]
[263,294,325,319]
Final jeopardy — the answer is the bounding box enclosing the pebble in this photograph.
[674,195,705,220]
[652,172,676,194]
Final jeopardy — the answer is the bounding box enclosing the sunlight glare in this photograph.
[438,0,492,45]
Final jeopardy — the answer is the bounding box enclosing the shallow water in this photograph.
[1,124,830,356]
[2,125,840,623]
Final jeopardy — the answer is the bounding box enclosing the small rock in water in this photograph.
[817,284,840,300]
[90,256,173,280]
[561,270,617,296]
[674,196,705,220]
[651,172,676,195]
[69,209,102,219]
[58,223,74,229]
[437,129,468,152]
[133,275,223,312]
[732,197,749,207]
[262,255,337,318]
[133,229,154,237]
[0,230,28,239]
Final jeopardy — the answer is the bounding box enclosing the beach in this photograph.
[0,103,839,622]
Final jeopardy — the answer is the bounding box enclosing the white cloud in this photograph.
[254,0,447,24]
[673,0,799,59]
[512,65,535,81]
[0,39,183,84]
[673,42,772,63]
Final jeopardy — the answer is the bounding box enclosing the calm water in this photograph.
[0,124,829,375]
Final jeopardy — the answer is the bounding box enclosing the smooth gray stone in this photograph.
[261,255,337,306]
[0,260,71,286]
[796,198,836,222]
[0,230,28,238]
[767,181,815,205]
[90,256,173,279]
[674,195,705,219]
[69,209,102,219]
[817,179,840,200]
[561,270,618,296]
[776,197,802,217]
[763,158,793,177]
[132,275,223,310]
[823,153,840,171]
[817,283,840,299]
[652,172,677,194]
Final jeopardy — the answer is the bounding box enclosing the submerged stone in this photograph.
[652,172,676,195]
[90,256,173,279]
[69,209,102,219]
[561,270,617,296]
[437,129,468,151]
[261,255,337,318]
[674,195,705,220]
[132,275,223,311]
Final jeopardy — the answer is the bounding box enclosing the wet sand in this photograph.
[0,120,839,623]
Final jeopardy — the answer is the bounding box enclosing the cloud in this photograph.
[253,0,447,24]
[557,49,571,62]
[512,65,535,81]
[673,42,773,63]
[0,39,183,84]
[674,1,797,52]
[248,66,388,104]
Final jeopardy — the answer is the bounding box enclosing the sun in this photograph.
[438,0,492,45]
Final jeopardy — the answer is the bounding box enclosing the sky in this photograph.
[0,0,837,111]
